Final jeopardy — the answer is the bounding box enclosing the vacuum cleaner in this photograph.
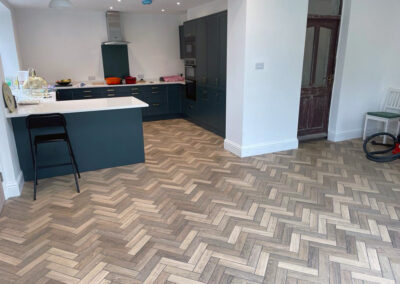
[363,132,400,162]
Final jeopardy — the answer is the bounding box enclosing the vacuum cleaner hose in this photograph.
[363,132,400,162]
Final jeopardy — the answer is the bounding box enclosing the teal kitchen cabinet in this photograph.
[56,89,73,101]
[218,11,227,91]
[196,18,207,87]
[56,84,184,121]
[183,19,196,38]
[182,11,227,138]
[167,84,183,114]
[206,14,219,89]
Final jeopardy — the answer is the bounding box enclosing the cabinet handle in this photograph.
[151,87,159,90]
[152,91,159,94]
[152,103,160,107]
[132,92,140,95]
[84,95,93,98]
[132,88,139,91]
[83,90,92,93]
[107,94,115,97]
[107,89,115,92]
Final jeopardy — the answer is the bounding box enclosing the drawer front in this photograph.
[103,87,119,98]
[142,92,167,103]
[73,88,102,100]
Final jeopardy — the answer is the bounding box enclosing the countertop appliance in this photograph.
[185,58,196,101]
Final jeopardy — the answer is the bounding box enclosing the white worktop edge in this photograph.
[55,80,185,90]
[5,94,149,118]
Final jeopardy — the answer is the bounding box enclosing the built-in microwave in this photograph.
[184,36,196,59]
[184,58,196,80]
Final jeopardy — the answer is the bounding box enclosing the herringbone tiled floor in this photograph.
[1,119,400,283]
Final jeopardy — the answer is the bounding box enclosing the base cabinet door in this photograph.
[214,90,226,136]
[167,85,183,114]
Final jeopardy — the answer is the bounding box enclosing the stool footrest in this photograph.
[38,162,73,169]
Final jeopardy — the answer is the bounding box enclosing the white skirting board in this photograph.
[3,171,24,199]
[224,138,299,158]
[327,128,362,142]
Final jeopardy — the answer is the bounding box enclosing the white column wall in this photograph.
[225,0,308,157]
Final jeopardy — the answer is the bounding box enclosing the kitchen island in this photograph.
[6,93,148,181]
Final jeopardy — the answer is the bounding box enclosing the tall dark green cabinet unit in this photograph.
[183,11,227,138]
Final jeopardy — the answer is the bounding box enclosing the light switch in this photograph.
[255,62,264,70]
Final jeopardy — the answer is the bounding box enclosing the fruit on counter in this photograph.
[56,79,72,86]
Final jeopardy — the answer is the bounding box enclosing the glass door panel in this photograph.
[308,0,341,15]
[302,27,315,87]
[314,27,332,87]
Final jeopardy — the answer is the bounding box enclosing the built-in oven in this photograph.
[184,36,196,59]
[185,58,196,101]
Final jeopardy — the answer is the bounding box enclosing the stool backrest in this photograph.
[26,113,66,130]
[384,88,400,113]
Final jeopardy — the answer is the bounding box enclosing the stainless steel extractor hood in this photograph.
[103,11,129,45]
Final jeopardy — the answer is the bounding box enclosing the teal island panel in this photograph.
[12,108,145,181]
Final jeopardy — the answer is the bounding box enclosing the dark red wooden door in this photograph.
[298,18,340,138]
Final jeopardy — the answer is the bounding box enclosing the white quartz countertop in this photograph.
[5,92,149,118]
[55,79,185,90]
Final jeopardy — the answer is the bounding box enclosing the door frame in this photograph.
[298,3,343,140]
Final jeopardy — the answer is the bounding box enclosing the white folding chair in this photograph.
[363,88,400,143]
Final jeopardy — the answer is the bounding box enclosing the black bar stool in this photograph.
[26,113,80,200]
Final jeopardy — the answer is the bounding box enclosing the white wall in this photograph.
[0,55,23,199]
[121,13,183,79]
[225,0,246,150]
[0,5,19,78]
[0,0,23,199]
[328,0,400,141]
[186,0,227,20]
[225,0,308,157]
[15,9,184,83]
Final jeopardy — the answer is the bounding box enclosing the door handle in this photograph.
[324,74,334,85]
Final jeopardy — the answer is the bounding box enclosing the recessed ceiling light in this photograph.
[110,6,113,9]
[48,0,73,8]
[177,2,181,5]
[117,0,121,2]
[161,9,165,12]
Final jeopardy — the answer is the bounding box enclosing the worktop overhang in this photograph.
[6,96,149,118]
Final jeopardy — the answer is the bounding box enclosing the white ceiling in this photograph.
[7,0,214,13]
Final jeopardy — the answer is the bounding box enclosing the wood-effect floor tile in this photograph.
[0,119,400,283]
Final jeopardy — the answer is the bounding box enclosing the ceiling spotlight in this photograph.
[118,0,121,2]
[48,0,73,8]
[177,2,181,5]
[109,6,113,9]
[161,8,165,12]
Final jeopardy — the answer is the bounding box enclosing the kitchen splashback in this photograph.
[101,45,130,79]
